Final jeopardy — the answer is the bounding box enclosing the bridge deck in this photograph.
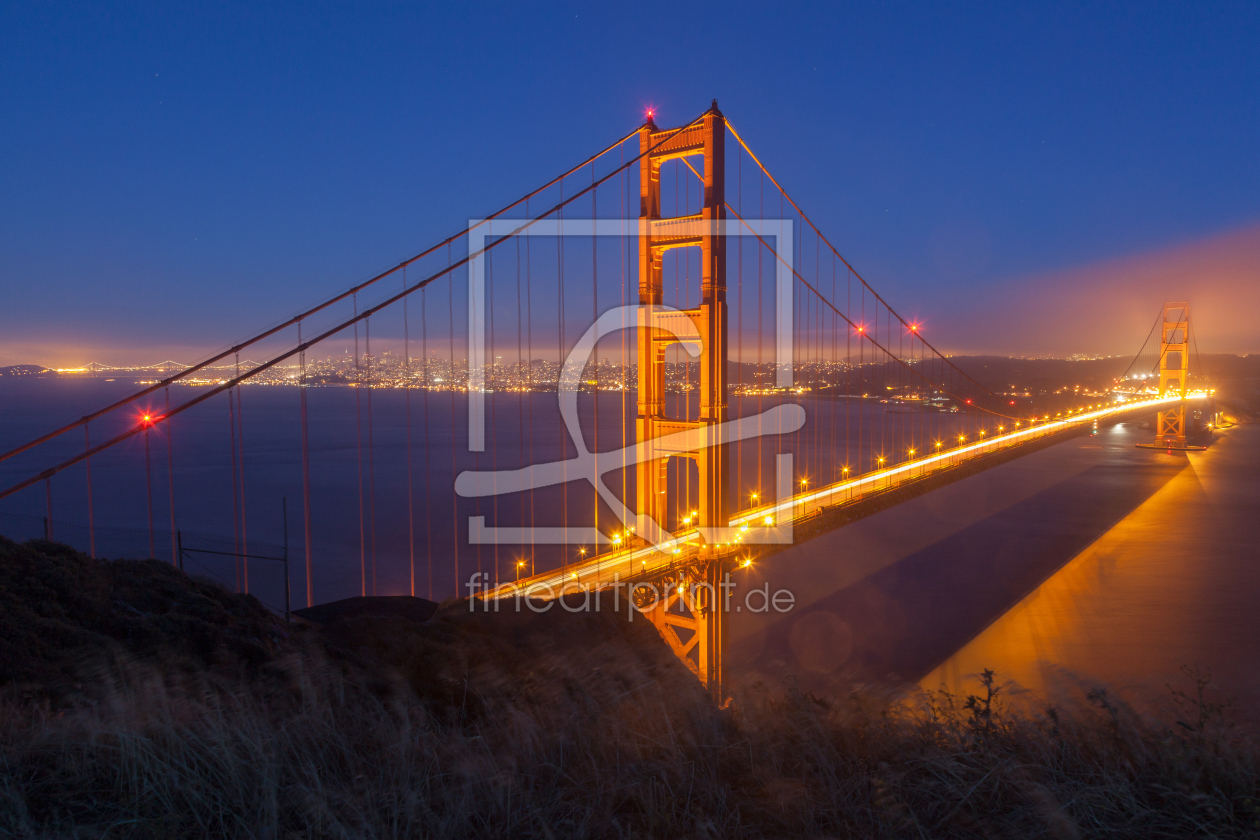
[487,394,1203,599]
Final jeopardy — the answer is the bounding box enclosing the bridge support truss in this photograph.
[635,103,730,698]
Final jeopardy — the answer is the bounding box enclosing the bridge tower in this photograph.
[1153,301,1190,448]
[635,102,730,698]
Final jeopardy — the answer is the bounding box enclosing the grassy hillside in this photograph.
[1,535,1258,838]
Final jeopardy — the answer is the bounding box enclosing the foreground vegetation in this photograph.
[1,537,1258,838]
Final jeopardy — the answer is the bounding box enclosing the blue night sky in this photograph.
[2,1,1259,363]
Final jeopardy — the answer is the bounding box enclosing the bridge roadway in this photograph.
[485,393,1207,600]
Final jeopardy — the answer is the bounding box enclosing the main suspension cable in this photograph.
[0,125,647,466]
[724,120,1006,403]
[725,201,1026,422]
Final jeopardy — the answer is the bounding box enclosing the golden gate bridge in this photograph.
[0,102,1211,696]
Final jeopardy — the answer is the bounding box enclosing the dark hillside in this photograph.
[0,537,284,698]
[1,535,1257,838]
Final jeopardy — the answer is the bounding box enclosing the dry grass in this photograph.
[1,634,1258,838]
[1,537,1259,838]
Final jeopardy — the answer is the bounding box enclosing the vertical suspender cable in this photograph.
[84,425,95,558]
[366,316,377,595]
[592,163,599,551]
[735,147,743,505]
[558,182,567,556]
[829,253,836,480]
[299,320,314,607]
[236,354,249,592]
[165,387,177,564]
[814,234,821,480]
[516,234,526,576]
[228,387,240,590]
[404,269,416,598]
[619,147,627,539]
[779,185,785,492]
[422,286,433,599]
[525,200,535,575]
[353,295,366,596]
[756,165,764,499]
[486,251,494,583]
[447,245,459,595]
[858,287,864,475]
[144,422,154,559]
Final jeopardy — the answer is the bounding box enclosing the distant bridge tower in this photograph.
[634,102,729,698]
[1153,301,1190,448]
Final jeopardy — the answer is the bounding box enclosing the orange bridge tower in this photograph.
[634,102,730,698]
[1153,301,1190,448]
